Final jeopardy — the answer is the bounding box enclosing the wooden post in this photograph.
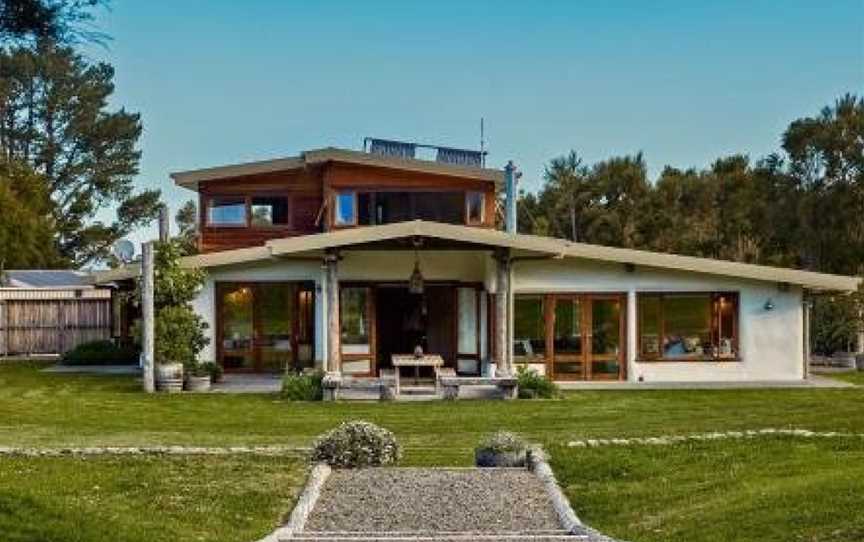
[803,297,811,380]
[857,308,864,355]
[494,249,511,377]
[141,242,155,393]
[324,250,340,375]
[158,205,170,243]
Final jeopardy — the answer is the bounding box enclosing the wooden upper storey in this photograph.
[177,148,503,254]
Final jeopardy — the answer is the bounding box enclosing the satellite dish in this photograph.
[112,239,135,263]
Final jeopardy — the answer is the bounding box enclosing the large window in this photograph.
[513,296,547,362]
[638,293,739,361]
[251,196,289,226]
[208,196,246,226]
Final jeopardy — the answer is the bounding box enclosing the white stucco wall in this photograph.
[513,258,805,382]
[191,249,805,382]
[192,251,490,366]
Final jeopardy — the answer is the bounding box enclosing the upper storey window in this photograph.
[208,196,246,226]
[251,196,290,227]
[334,191,358,226]
[466,191,485,225]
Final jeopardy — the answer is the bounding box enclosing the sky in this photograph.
[81,0,864,247]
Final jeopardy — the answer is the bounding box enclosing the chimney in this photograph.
[504,161,518,234]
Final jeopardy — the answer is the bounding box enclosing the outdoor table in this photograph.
[391,354,444,396]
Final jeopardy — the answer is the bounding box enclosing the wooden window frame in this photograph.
[205,193,293,229]
[465,191,485,226]
[332,190,359,228]
[249,194,292,229]
[636,292,741,363]
[512,292,627,382]
[206,195,249,228]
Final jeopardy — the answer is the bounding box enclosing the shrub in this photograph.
[475,431,528,467]
[516,365,559,399]
[282,371,324,401]
[311,420,401,468]
[62,340,140,366]
[476,431,527,455]
[200,361,223,382]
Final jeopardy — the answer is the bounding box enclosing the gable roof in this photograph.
[171,147,505,190]
[93,221,861,292]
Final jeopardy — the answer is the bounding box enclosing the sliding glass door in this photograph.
[217,282,315,372]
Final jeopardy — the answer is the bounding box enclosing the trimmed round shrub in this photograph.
[475,431,528,467]
[311,421,401,468]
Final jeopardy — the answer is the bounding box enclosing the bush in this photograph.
[62,340,140,366]
[476,431,527,455]
[311,420,401,468]
[282,371,324,401]
[516,365,559,399]
[201,361,223,382]
[475,431,528,467]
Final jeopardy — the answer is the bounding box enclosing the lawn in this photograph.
[826,370,864,386]
[1,360,863,541]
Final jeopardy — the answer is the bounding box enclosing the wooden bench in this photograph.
[438,375,519,400]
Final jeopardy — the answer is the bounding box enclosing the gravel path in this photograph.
[304,467,562,534]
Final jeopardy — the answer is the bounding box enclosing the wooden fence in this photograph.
[0,288,113,356]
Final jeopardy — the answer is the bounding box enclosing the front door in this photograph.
[551,294,625,381]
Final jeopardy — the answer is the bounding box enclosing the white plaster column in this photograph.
[857,308,864,355]
[626,288,637,382]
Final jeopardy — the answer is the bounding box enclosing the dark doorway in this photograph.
[374,284,456,374]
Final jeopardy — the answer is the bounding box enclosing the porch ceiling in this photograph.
[91,220,862,292]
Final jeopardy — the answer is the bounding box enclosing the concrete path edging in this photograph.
[528,447,625,542]
[566,428,864,448]
[257,463,331,542]
[0,445,307,457]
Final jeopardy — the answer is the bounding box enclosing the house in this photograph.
[96,141,860,388]
[0,270,112,356]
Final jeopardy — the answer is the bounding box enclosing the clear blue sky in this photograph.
[82,0,864,246]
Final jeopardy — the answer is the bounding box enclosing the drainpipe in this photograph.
[504,161,518,234]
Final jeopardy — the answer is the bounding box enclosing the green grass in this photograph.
[1,360,863,541]
[550,436,864,542]
[0,454,305,542]
[827,370,864,386]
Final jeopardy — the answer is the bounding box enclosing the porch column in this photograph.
[494,248,511,377]
[626,289,637,382]
[324,250,341,375]
[803,296,811,380]
[857,308,864,355]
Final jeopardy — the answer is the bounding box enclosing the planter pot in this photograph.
[475,448,526,468]
[155,363,183,393]
[856,354,864,372]
[185,375,212,392]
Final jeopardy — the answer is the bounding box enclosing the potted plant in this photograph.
[184,362,212,392]
[475,431,528,468]
[136,240,209,393]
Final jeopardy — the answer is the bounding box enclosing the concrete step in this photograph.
[283,533,587,541]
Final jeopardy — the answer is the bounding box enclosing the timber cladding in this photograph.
[0,289,112,356]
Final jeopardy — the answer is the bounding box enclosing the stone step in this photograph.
[284,534,586,541]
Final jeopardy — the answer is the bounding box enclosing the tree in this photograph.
[0,0,106,45]
[0,156,60,267]
[175,200,198,255]
[0,42,161,265]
